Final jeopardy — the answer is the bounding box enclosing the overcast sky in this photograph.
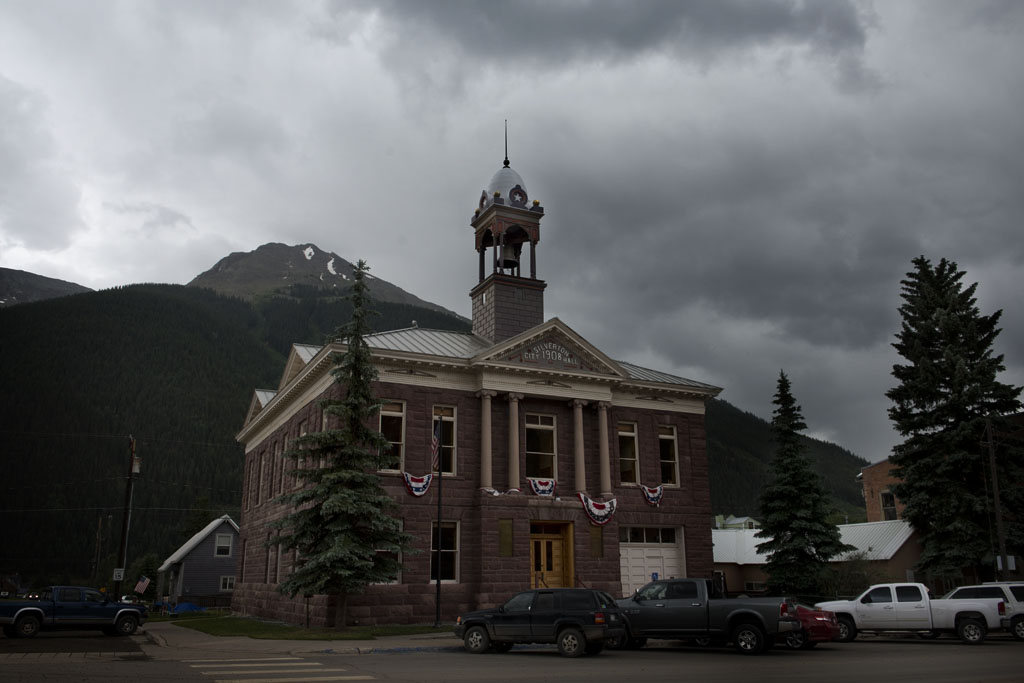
[2,1,1022,462]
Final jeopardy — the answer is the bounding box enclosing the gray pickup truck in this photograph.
[613,578,800,654]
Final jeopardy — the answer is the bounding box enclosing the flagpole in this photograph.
[433,418,443,627]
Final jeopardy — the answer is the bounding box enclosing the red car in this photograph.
[782,603,840,649]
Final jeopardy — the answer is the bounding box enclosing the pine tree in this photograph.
[756,371,852,595]
[270,260,412,627]
[886,256,1022,582]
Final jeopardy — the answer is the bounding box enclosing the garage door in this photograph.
[619,526,684,597]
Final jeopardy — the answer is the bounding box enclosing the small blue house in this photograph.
[157,515,239,608]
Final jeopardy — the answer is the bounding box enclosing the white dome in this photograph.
[486,165,527,201]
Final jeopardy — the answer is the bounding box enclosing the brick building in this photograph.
[232,155,722,626]
[858,459,906,523]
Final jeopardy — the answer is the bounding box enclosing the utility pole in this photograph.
[113,436,139,598]
[986,419,1010,580]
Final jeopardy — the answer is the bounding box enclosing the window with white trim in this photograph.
[256,453,265,505]
[430,521,459,583]
[293,420,308,488]
[215,533,233,557]
[618,422,638,484]
[658,425,679,486]
[220,575,235,591]
[431,405,456,475]
[525,414,556,479]
[881,491,897,520]
[379,402,405,471]
[374,520,403,585]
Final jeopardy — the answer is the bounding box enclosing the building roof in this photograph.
[712,520,915,565]
[158,515,238,573]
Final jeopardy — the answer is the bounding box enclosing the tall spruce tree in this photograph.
[270,260,412,627]
[886,256,1022,582]
[756,371,852,595]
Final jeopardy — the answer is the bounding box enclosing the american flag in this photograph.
[431,419,442,471]
[134,575,151,594]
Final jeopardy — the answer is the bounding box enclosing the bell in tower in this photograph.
[469,144,548,344]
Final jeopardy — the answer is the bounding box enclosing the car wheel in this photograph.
[605,631,627,650]
[957,617,986,645]
[584,641,604,656]
[836,616,857,643]
[115,614,139,636]
[464,625,491,654]
[1012,617,1024,642]
[557,627,586,658]
[628,636,648,649]
[490,641,513,653]
[732,622,766,655]
[14,614,41,639]
[784,629,806,650]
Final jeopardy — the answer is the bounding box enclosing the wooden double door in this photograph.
[530,522,574,589]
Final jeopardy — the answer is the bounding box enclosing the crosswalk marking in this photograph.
[185,656,375,683]
[185,657,302,663]
[193,662,323,669]
[212,678,374,683]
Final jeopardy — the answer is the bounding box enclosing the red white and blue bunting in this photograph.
[402,472,433,497]
[528,478,557,496]
[577,492,617,526]
[481,487,520,496]
[641,484,664,507]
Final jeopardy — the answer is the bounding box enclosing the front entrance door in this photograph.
[530,522,573,588]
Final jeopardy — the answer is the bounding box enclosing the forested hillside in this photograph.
[706,399,869,522]
[0,283,471,587]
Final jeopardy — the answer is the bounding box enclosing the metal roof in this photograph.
[616,360,721,390]
[712,520,915,565]
[158,515,238,572]
[365,327,490,358]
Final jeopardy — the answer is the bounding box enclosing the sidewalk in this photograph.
[140,621,464,660]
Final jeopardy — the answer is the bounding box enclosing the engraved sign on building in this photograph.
[502,338,597,372]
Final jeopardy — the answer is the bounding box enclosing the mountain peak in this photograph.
[189,243,463,319]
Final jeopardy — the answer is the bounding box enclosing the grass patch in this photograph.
[169,614,451,640]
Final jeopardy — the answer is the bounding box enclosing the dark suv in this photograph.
[454,588,625,657]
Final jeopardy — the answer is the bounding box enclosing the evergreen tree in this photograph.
[886,256,1022,582]
[269,260,412,628]
[756,371,852,595]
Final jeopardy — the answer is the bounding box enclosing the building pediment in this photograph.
[472,318,628,380]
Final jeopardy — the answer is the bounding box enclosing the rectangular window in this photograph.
[525,414,557,479]
[256,453,265,505]
[293,420,308,488]
[618,422,639,484]
[220,576,235,591]
[379,402,405,471]
[895,585,923,602]
[881,491,897,520]
[744,581,767,593]
[274,441,282,496]
[215,533,233,557]
[243,461,251,511]
[432,406,456,475]
[498,519,514,558]
[430,521,459,583]
[240,540,247,582]
[265,534,272,584]
[619,526,676,544]
[659,426,679,486]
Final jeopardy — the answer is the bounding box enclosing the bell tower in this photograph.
[469,150,547,344]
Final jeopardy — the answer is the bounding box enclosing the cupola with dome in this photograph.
[470,149,547,344]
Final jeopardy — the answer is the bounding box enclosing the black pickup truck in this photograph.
[613,578,799,654]
[1,586,147,638]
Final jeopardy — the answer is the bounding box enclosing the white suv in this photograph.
[944,583,1024,640]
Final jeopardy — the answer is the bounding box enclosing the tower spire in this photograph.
[503,119,510,168]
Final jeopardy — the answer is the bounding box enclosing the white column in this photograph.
[572,399,588,493]
[507,393,523,491]
[598,402,612,496]
[477,390,496,489]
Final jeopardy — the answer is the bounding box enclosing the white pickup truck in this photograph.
[816,582,1006,645]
